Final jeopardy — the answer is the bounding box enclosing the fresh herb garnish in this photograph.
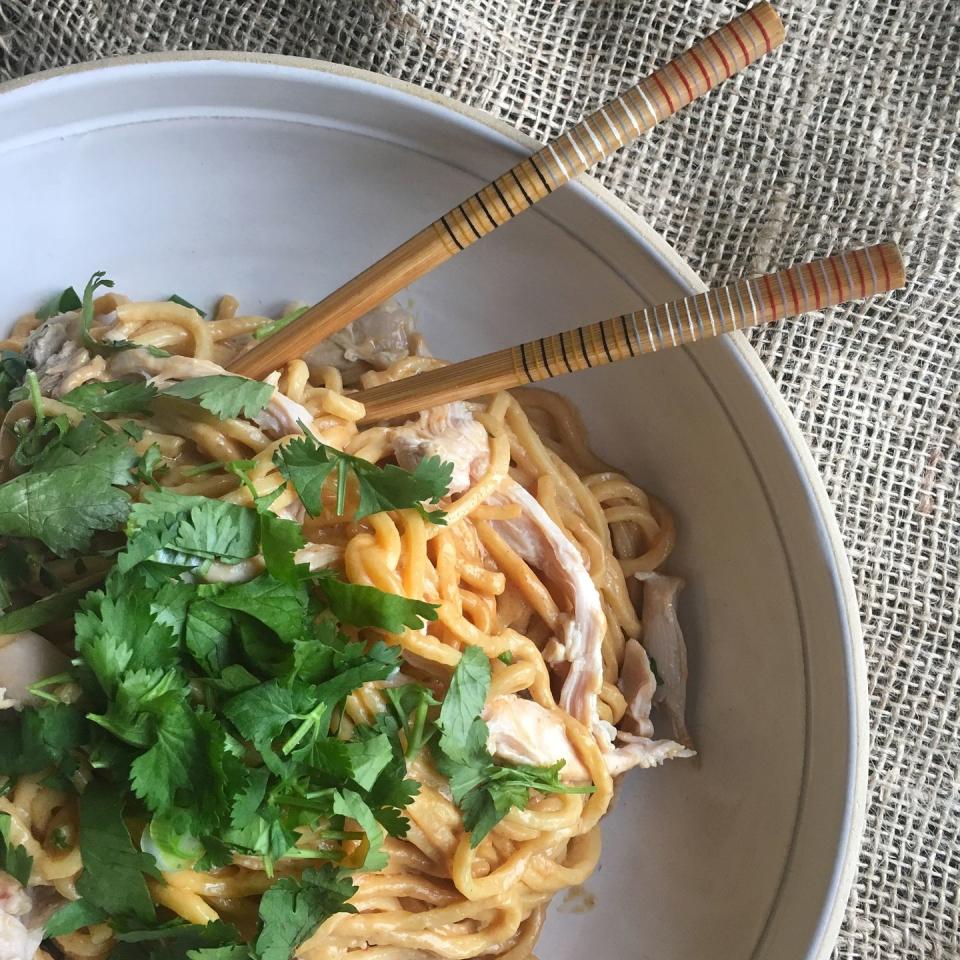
[252,866,357,960]
[433,646,594,846]
[45,898,107,938]
[275,427,451,523]
[36,285,82,321]
[0,810,33,885]
[0,425,136,554]
[80,271,117,350]
[73,785,159,926]
[0,583,89,633]
[61,380,159,416]
[0,350,29,408]
[168,294,207,318]
[162,375,274,421]
[75,271,170,357]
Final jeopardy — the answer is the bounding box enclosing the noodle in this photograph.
[0,289,687,960]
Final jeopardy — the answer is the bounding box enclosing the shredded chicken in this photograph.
[491,481,605,736]
[22,312,95,397]
[0,873,45,960]
[109,349,313,440]
[605,732,695,776]
[0,632,70,709]
[638,573,691,746]
[306,303,419,386]
[483,694,591,784]
[618,638,656,738]
[387,402,489,494]
[23,313,314,440]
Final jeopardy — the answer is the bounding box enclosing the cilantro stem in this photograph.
[273,793,335,813]
[281,704,330,756]
[335,457,348,517]
[25,370,44,425]
[405,698,429,759]
[26,672,75,702]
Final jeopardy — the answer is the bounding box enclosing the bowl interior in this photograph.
[0,56,862,960]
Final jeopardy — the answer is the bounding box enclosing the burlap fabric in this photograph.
[1,1,957,956]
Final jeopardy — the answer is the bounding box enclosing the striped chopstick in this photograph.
[351,243,906,423]
[230,3,785,380]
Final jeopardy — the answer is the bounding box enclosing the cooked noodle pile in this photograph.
[0,286,692,960]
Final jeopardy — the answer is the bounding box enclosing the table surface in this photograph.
[2,1,958,957]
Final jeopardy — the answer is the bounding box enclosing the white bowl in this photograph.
[0,55,866,960]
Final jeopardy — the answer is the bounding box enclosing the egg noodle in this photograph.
[0,288,685,960]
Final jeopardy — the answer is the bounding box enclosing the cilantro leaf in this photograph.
[184,599,235,675]
[44,898,107,937]
[61,380,159,416]
[222,680,306,752]
[205,575,308,638]
[0,704,87,779]
[0,350,29,408]
[136,442,164,488]
[258,508,305,586]
[168,294,207,318]
[162,375,274,420]
[333,788,387,870]
[79,270,116,349]
[110,920,244,960]
[0,583,88,633]
[76,569,180,694]
[130,705,209,814]
[36,285,82,321]
[0,811,33,885]
[76,780,161,924]
[123,492,259,572]
[313,573,438,633]
[0,430,136,555]
[253,866,357,960]
[274,429,450,523]
[312,734,393,792]
[437,646,489,757]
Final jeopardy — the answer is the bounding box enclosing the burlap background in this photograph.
[1,0,957,956]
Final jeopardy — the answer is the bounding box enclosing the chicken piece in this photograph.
[0,632,70,709]
[483,694,591,784]
[106,349,222,383]
[109,350,313,439]
[22,312,99,397]
[604,731,695,777]
[618,638,656,738]
[388,402,489,494]
[491,480,605,736]
[306,303,418,386]
[638,573,691,746]
[0,873,44,960]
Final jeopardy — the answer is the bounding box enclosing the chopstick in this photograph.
[230,3,785,380]
[350,243,906,423]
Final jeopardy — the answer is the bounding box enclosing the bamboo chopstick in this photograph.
[350,243,905,423]
[230,3,785,380]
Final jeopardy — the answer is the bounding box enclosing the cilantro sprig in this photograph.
[162,376,274,421]
[433,646,595,846]
[275,427,452,523]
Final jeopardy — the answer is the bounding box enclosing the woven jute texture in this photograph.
[1,0,958,956]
